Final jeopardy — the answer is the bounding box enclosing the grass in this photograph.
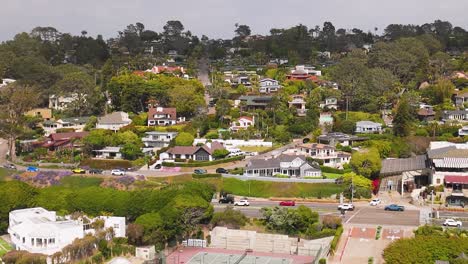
[0,168,14,181]
[150,175,344,198]
[322,172,343,179]
[238,146,273,153]
[0,237,12,257]
[59,176,103,188]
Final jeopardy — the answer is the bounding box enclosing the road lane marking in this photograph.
[345,208,362,224]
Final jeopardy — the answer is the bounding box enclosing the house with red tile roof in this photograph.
[148,107,177,126]
[145,65,185,76]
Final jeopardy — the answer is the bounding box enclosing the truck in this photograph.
[218,194,234,204]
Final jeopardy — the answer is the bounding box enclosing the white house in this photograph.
[142,131,178,148]
[291,143,351,168]
[459,126,468,136]
[355,121,382,134]
[96,112,132,131]
[319,98,338,110]
[42,116,90,135]
[259,78,281,93]
[8,207,126,256]
[147,107,177,126]
[93,147,122,159]
[230,116,254,131]
[48,94,83,111]
[244,155,321,178]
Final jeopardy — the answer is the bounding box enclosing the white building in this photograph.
[244,154,321,178]
[459,126,468,136]
[259,78,281,93]
[96,112,132,131]
[355,121,382,134]
[230,116,254,131]
[292,143,351,168]
[319,98,338,110]
[42,116,90,135]
[48,94,82,111]
[8,207,126,256]
[142,131,178,148]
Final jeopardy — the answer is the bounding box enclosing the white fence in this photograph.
[222,174,336,183]
[193,139,273,148]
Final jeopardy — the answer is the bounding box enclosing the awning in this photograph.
[445,175,468,184]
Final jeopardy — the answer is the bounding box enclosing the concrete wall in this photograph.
[194,139,273,148]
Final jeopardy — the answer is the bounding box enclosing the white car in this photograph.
[443,219,462,227]
[338,203,355,211]
[111,169,125,176]
[234,199,250,206]
[370,198,381,206]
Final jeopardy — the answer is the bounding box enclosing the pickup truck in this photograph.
[384,204,405,211]
[337,203,355,211]
[219,195,234,204]
[443,219,462,227]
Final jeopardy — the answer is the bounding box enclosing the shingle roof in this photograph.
[380,155,428,175]
[299,143,335,150]
[247,154,307,169]
[49,131,89,141]
[428,146,468,159]
[98,112,130,124]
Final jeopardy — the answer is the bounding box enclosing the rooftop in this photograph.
[380,155,429,175]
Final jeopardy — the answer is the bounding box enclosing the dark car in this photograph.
[385,204,405,211]
[302,138,310,144]
[279,201,296,206]
[216,168,228,174]
[89,168,103,174]
[219,195,234,204]
[194,169,207,175]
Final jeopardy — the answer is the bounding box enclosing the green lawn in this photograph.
[0,237,12,257]
[322,172,343,179]
[239,146,274,153]
[0,168,14,181]
[59,176,103,188]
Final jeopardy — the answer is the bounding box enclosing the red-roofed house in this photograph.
[162,142,225,161]
[145,66,185,76]
[148,107,177,126]
[41,131,89,151]
[230,116,254,132]
[286,66,319,81]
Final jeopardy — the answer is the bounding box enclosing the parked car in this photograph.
[216,168,228,174]
[194,169,207,175]
[71,168,86,174]
[2,163,16,170]
[111,169,125,176]
[338,203,355,211]
[384,204,405,211]
[26,166,39,172]
[370,198,381,206]
[234,199,250,206]
[219,195,234,204]
[335,177,344,184]
[443,219,462,227]
[89,168,103,174]
[279,201,296,206]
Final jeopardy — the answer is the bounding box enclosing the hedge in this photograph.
[80,159,133,170]
[162,156,245,167]
[192,173,222,179]
[320,166,352,174]
[330,226,344,255]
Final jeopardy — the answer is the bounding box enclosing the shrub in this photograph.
[330,226,344,255]
[211,207,248,228]
[274,174,290,178]
[376,226,382,240]
[319,259,327,264]
[368,257,374,264]
[192,173,222,179]
[322,215,342,229]
[229,167,244,175]
[213,149,230,159]
[174,132,194,146]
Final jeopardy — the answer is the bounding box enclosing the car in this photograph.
[194,169,207,175]
[370,198,381,206]
[443,219,462,227]
[71,168,86,174]
[338,203,355,211]
[216,168,228,174]
[219,195,234,204]
[111,169,125,176]
[89,168,103,174]
[384,204,405,211]
[234,199,250,206]
[2,163,16,170]
[279,201,296,206]
[26,166,39,172]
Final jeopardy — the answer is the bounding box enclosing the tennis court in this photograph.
[187,252,293,264]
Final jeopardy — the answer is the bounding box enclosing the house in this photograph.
[42,116,90,135]
[379,155,430,192]
[244,154,321,178]
[317,132,366,147]
[48,94,82,111]
[96,112,132,131]
[93,147,122,159]
[442,110,468,122]
[230,116,254,131]
[288,95,307,116]
[319,98,338,110]
[237,96,273,110]
[459,126,468,136]
[319,112,334,126]
[136,246,156,261]
[25,108,52,120]
[259,78,281,93]
[427,141,468,206]
[147,107,177,126]
[40,131,89,151]
[295,143,351,168]
[8,207,125,255]
[286,65,319,81]
[237,75,251,86]
[417,107,435,122]
[162,142,225,161]
[356,121,382,134]
[145,65,185,76]
[454,91,468,107]
[142,131,178,148]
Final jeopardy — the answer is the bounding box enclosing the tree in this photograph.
[0,84,37,161]
[393,96,413,137]
[211,207,248,229]
[271,125,291,143]
[126,223,144,246]
[174,132,194,146]
[212,149,229,159]
[121,143,143,160]
[234,24,251,38]
[350,148,382,179]
[170,84,205,118]
[53,71,96,116]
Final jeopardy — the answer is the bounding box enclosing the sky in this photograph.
[0,0,467,41]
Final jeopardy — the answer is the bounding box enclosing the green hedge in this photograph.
[162,156,244,167]
[320,166,352,174]
[192,173,222,179]
[80,159,133,170]
[330,226,344,255]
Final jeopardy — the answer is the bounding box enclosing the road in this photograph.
[214,200,422,226]
[0,138,7,164]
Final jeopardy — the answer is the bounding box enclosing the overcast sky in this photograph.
[1,0,467,41]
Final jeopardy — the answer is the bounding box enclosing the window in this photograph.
[22,237,25,243]
[114,224,119,229]
[436,179,441,184]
